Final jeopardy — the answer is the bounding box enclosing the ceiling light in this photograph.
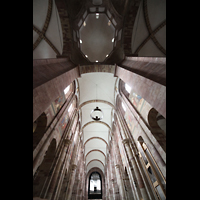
[83,21,86,26]
[80,39,82,43]
[112,38,114,42]
[106,54,108,57]
[90,107,103,121]
[96,13,99,19]
[108,20,111,26]
[96,60,98,62]
[85,55,88,58]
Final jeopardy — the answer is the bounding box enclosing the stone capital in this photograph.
[122,138,130,145]
[115,164,120,169]
[64,138,72,146]
[71,164,77,171]
[134,151,139,157]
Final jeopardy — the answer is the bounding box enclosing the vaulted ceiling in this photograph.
[33,0,166,175]
[77,72,117,173]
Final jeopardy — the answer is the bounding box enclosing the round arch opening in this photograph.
[88,171,102,199]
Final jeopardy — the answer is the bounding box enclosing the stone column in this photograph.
[112,138,127,200]
[113,114,137,200]
[105,156,111,200]
[122,139,149,200]
[111,179,116,200]
[73,153,83,200]
[64,164,77,200]
[78,155,85,200]
[75,160,82,200]
[63,133,80,200]
[114,164,127,200]
[33,95,77,175]
[109,164,116,199]
[76,160,84,200]
[45,139,71,200]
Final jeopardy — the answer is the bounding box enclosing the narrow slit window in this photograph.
[64,85,70,94]
[68,104,73,112]
[125,83,131,93]
[122,102,126,111]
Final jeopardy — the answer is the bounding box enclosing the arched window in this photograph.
[52,82,74,114]
[148,108,166,152]
[58,97,77,136]
[88,172,102,199]
[125,83,131,93]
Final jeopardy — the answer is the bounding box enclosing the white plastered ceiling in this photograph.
[33,0,63,59]
[78,72,116,174]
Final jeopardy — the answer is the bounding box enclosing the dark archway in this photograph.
[33,139,56,198]
[148,108,166,152]
[88,171,102,199]
[33,112,47,151]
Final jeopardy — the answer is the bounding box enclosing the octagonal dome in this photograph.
[79,13,115,62]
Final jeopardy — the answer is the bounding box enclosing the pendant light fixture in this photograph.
[90,106,103,121]
[90,84,103,121]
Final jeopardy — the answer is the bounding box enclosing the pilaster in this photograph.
[122,139,149,200]
[114,164,127,200]
[45,139,72,199]
[64,164,77,200]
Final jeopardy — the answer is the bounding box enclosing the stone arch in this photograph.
[138,135,144,144]
[82,121,111,132]
[33,112,47,151]
[148,108,166,152]
[79,99,115,110]
[156,113,166,135]
[84,137,108,147]
[85,149,106,159]
[85,149,106,174]
[86,167,105,200]
[33,138,56,198]
[79,65,116,74]
[87,159,105,168]
[88,171,102,199]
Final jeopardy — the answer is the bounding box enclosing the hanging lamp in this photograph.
[90,106,103,121]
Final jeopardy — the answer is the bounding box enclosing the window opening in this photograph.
[122,102,126,111]
[88,172,102,199]
[125,83,131,93]
[64,85,70,94]
[68,104,72,112]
